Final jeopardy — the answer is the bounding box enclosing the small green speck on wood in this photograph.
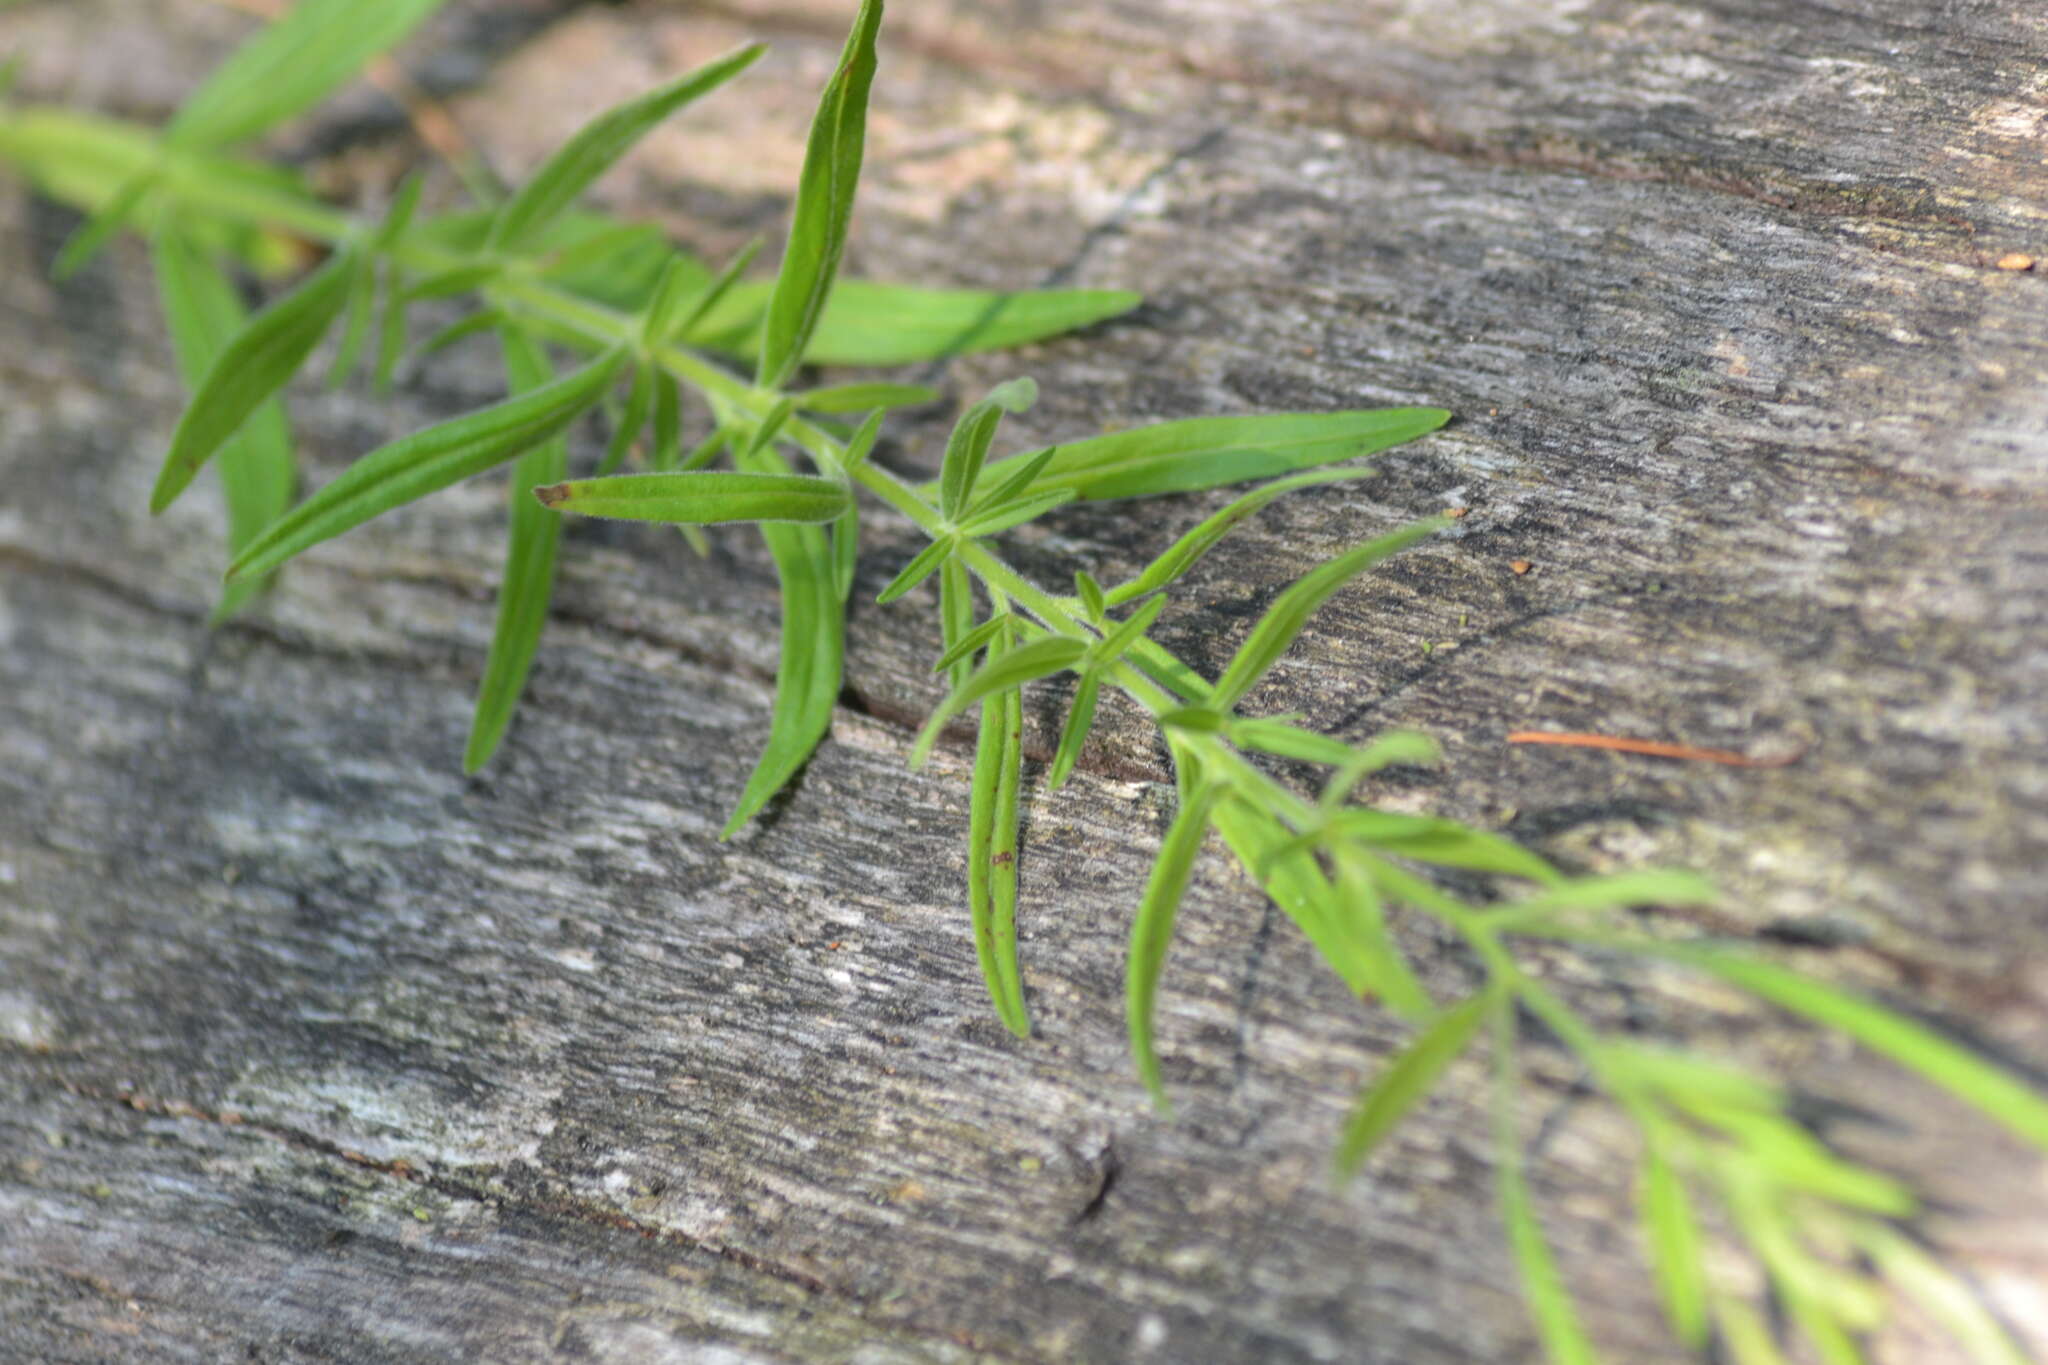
[4,1,2041,1360]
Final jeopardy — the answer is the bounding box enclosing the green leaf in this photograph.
[987,376,1037,413]
[1105,467,1381,608]
[1653,946,2048,1150]
[1212,518,1444,708]
[792,382,938,415]
[649,369,682,471]
[1638,1149,1710,1350]
[373,258,407,393]
[535,470,849,525]
[464,326,568,773]
[937,559,978,688]
[1485,871,1718,935]
[721,445,846,837]
[754,0,883,389]
[1325,810,1561,886]
[1326,846,1434,1020]
[166,0,451,150]
[933,615,1006,679]
[840,409,885,474]
[1045,673,1100,792]
[151,248,357,513]
[909,636,1086,770]
[1320,730,1441,808]
[965,619,1030,1036]
[639,253,701,347]
[740,398,796,459]
[413,308,505,362]
[404,262,501,301]
[325,258,376,387]
[1127,782,1220,1111]
[1857,1224,2031,1365]
[53,169,154,280]
[489,44,767,252]
[966,408,1451,504]
[691,280,1142,366]
[599,361,655,474]
[875,537,954,606]
[1075,570,1106,623]
[151,228,296,619]
[227,347,626,581]
[939,399,1005,519]
[1492,1001,1603,1365]
[1228,717,1358,768]
[1333,991,1490,1178]
[829,494,859,603]
[665,236,761,345]
[954,488,1074,538]
[969,445,1060,518]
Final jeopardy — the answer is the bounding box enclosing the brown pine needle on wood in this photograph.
[1506,731,1804,767]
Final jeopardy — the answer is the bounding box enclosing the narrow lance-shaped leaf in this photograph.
[536,470,848,525]
[1045,673,1100,792]
[840,409,885,474]
[599,361,655,474]
[1228,717,1357,768]
[875,536,953,607]
[1647,947,2048,1149]
[1127,782,1221,1111]
[372,257,407,393]
[1492,1000,1604,1365]
[152,248,357,513]
[489,44,767,252]
[1638,1147,1711,1351]
[793,382,938,415]
[1333,991,1490,1178]
[755,0,883,389]
[1323,810,1561,886]
[938,399,1004,519]
[830,495,859,604]
[687,279,1142,367]
[1326,846,1434,1020]
[52,168,154,281]
[650,370,683,471]
[721,442,847,838]
[465,326,568,773]
[1075,570,1106,622]
[1106,466,1381,608]
[1484,871,1718,936]
[666,235,762,345]
[1320,730,1441,808]
[1855,1224,2032,1365]
[151,228,295,620]
[965,616,1030,1036]
[937,559,977,688]
[933,615,1007,679]
[954,487,1074,538]
[989,668,1030,1034]
[1212,518,1445,708]
[227,347,627,581]
[962,407,1452,504]
[325,258,377,387]
[909,636,1086,770]
[166,0,451,150]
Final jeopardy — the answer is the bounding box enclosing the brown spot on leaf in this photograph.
[534,483,571,508]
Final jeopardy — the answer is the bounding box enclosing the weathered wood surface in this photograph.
[3,1,2046,1360]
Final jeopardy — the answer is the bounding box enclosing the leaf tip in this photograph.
[533,482,571,509]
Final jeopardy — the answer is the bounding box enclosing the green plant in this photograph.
[3,2,2041,1360]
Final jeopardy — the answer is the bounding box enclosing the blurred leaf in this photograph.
[840,409,885,474]
[1334,991,1489,1178]
[1212,518,1444,708]
[490,44,766,252]
[649,369,682,471]
[464,326,567,772]
[792,382,938,415]
[933,614,1007,680]
[167,0,450,150]
[1228,717,1357,768]
[599,361,655,474]
[754,0,882,388]
[1858,1224,2031,1365]
[536,470,848,524]
[1654,947,2048,1150]
[228,347,626,580]
[1638,1149,1710,1350]
[1320,730,1441,808]
[830,496,859,603]
[151,228,295,619]
[152,248,357,513]
[693,280,1141,366]
[965,408,1451,504]
[1075,570,1106,622]
[909,636,1086,770]
[1127,782,1219,1111]
[1486,871,1718,935]
[1492,1001,1603,1365]
[1324,810,1560,886]
[52,169,153,280]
